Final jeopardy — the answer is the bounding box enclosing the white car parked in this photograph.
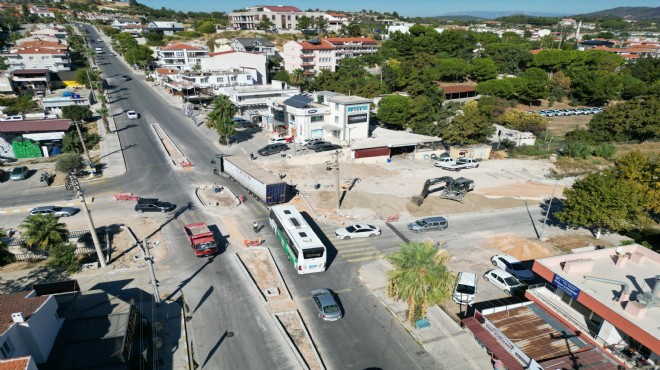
[334,224,381,240]
[268,137,290,145]
[490,254,534,281]
[483,269,522,294]
[127,110,139,119]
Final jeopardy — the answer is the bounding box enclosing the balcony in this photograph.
[300,54,314,59]
[301,62,315,66]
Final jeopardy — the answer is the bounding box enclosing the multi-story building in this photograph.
[266,91,371,145]
[200,50,268,85]
[111,17,141,29]
[229,38,277,57]
[324,12,349,33]
[27,5,54,18]
[146,21,184,36]
[228,5,325,31]
[282,37,379,74]
[0,291,63,364]
[3,45,70,72]
[156,43,208,71]
[463,245,660,369]
[220,80,298,117]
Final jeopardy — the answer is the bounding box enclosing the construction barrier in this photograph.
[114,193,139,201]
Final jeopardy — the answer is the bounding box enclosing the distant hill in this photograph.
[427,15,485,22]
[438,11,563,19]
[571,7,660,20]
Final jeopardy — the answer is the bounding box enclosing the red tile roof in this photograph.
[208,50,237,56]
[324,37,377,45]
[440,84,476,94]
[326,12,347,17]
[12,48,66,55]
[16,40,66,50]
[160,43,205,51]
[0,292,49,334]
[300,40,334,51]
[261,5,301,12]
[0,119,73,134]
[0,356,32,370]
[155,68,180,75]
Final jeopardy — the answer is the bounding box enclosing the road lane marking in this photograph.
[345,254,387,263]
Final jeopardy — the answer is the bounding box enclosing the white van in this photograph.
[1,115,24,122]
[95,47,103,54]
[452,272,477,306]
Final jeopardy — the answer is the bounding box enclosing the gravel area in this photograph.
[276,311,323,370]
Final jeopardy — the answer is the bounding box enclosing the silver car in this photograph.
[29,205,78,217]
[311,289,342,321]
[9,166,28,180]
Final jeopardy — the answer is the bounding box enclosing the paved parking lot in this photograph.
[0,163,53,191]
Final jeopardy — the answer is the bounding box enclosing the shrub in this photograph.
[47,243,80,274]
[593,143,616,159]
[56,153,83,173]
[563,141,592,159]
[0,248,14,266]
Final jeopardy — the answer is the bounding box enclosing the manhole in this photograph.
[226,331,234,337]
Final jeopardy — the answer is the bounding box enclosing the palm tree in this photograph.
[95,107,109,119]
[206,95,237,145]
[0,228,15,266]
[20,214,69,251]
[290,68,307,92]
[387,242,455,324]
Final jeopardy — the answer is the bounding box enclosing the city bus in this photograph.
[268,205,327,274]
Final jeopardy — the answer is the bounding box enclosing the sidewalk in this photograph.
[359,259,493,369]
[96,105,126,178]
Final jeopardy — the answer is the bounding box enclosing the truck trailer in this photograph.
[184,222,218,257]
[211,155,288,205]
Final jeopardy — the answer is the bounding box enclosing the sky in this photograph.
[137,0,659,17]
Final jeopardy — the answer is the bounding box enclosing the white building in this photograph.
[228,5,325,31]
[201,50,268,85]
[221,80,298,117]
[28,5,54,18]
[229,38,277,57]
[491,124,536,146]
[146,21,184,36]
[111,17,141,29]
[0,291,62,364]
[267,91,371,145]
[282,37,379,75]
[387,23,414,37]
[324,12,350,33]
[3,47,70,72]
[156,43,209,71]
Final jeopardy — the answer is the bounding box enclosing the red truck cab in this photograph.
[184,222,218,257]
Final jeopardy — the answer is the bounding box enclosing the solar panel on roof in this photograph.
[284,94,313,109]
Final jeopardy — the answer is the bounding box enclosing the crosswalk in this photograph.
[320,227,389,264]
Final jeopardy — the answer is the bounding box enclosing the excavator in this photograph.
[412,176,475,206]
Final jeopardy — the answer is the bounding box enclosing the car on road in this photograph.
[258,143,289,156]
[483,269,522,294]
[311,289,342,321]
[305,140,329,149]
[97,38,102,42]
[232,117,253,127]
[134,198,175,213]
[490,254,534,281]
[313,143,342,152]
[268,136,291,145]
[29,206,78,217]
[120,75,132,81]
[452,272,477,306]
[334,224,381,240]
[9,166,28,181]
[407,216,448,232]
[127,110,139,119]
[302,137,325,147]
[109,52,116,56]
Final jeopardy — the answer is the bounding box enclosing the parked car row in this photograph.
[528,107,603,117]
[258,138,343,156]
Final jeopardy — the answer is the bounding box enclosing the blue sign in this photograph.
[552,274,580,299]
[347,105,368,113]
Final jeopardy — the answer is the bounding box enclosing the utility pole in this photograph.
[141,240,161,304]
[539,179,559,240]
[73,120,95,174]
[333,150,340,209]
[65,173,106,267]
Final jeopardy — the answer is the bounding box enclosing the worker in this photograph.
[253,221,259,232]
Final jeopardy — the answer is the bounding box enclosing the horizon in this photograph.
[136,0,659,17]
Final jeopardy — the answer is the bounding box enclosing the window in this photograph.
[311,115,324,123]
[217,77,224,83]
[0,339,14,359]
[29,56,34,60]
[175,51,184,58]
[247,75,252,80]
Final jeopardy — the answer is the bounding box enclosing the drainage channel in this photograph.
[385,222,409,243]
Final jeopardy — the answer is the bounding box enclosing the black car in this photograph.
[120,75,132,81]
[314,144,342,152]
[134,198,175,213]
[306,140,330,150]
[258,143,289,156]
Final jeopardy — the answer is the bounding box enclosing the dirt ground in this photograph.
[486,235,559,261]
[276,312,323,370]
[197,185,239,207]
[545,115,592,137]
[264,157,564,223]
[237,249,287,302]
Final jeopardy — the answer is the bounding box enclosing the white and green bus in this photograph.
[269,205,326,274]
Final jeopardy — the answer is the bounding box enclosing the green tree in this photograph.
[585,99,660,142]
[74,68,101,88]
[62,105,92,122]
[476,78,516,100]
[470,57,498,82]
[518,67,549,104]
[620,76,647,100]
[257,17,274,30]
[340,22,362,37]
[112,32,138,54]
[436,58,470,82]
[439,100,494,145]
[570,70,622,105]
[315,17,328,33]
[387,242,454,324]
[613,151,660,214]
[273,69,291,83]
[484,43,532,75]
[530,49,580,73]
[126,45,154,67]
[20,214,69,251]
[196,21,216,34]
[206,95,236,144]
[48,243,80,274]
[297,16,312,30]
[55,153,84,173]
[626,57,660,84]
[377,95,410,126]
[557,171,654,239]
[0,228,15,266]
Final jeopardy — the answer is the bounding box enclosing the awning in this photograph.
[23,132,65,141]
[462,317,524,370]
[322,124,343,131]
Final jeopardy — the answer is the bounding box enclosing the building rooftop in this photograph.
[534,245,660,344]
[260,5,301,12]
[327,95,372,104]
[0,356,32,370]
[0,119,73,133]
[0,291,49,334]
[160,43,205,51]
